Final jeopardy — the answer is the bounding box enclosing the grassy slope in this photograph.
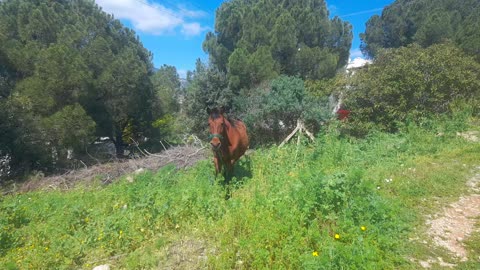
[1,117,479,269]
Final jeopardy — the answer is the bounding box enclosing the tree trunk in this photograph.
[113,132,125,158]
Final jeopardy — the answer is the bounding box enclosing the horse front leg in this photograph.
[224,161,234,184]
[213,156,222,180]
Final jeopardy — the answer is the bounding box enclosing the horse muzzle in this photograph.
[210,141,221,150]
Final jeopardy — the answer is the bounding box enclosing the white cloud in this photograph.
[95,0,208,36]
[181,22,208,37]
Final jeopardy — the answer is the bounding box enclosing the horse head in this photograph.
[207,107,226,151]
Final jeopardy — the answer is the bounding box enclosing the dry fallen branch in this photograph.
[129,137,148,157]
[18,146,208,193]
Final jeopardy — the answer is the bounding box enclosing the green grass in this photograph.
[1,117,479,269]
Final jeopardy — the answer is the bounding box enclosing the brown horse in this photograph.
[207,108,249,181]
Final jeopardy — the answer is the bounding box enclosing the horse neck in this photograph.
[221,117,232,143]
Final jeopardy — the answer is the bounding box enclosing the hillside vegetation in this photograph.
[2,0,480,179]
[1,115,479,269]
[0,0,181,178]
[1,0,480,268]
[360,0,480,59]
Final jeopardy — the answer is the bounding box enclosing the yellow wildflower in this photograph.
[361,226,367,231]
[312,251,319,257]
[334,234,340,240]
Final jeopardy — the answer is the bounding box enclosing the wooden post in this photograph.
[279,119,315,147]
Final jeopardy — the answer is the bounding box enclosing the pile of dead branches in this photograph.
[17,145,208,193]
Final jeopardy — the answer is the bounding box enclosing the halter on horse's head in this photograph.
[207,107,226,151]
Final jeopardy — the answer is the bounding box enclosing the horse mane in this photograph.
[211,111,221,120]
[210,111,241,128]
[210,109,242,127]
[227,115,243,127]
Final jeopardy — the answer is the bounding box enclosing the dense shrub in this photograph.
[233,76,330,146]
[345,43,480,134]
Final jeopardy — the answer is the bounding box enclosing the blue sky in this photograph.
[95,0,395,77]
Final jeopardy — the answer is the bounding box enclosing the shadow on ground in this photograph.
[221,155,253,199]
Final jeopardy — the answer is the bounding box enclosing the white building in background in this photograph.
[331,57,372,116]
[346,57,372,74]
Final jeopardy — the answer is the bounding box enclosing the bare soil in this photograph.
[418,168,480,268]
[159,238,210,270]
[414,132,480,268]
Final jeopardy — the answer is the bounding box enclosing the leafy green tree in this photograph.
[0,51,15,99]
[234,76,329,145]
[151,65,181,115]
[248,46,278,85]
[0,0,159,174]
[328,17,353,68]
[150,65,181,142]
[203,0,352,92]
[264,76,307,129]
[359,15,385,59]
[184,60,231,137]
[413,10,453,47]
[41,104,96,162]
[227,47,251,91]
[0,52,17,178]
[361,0,480,60]
[294,46,338,80]
[94,47,154,156]
[228,46,278,92]
[346,43,480,133]
[271,11,297,75]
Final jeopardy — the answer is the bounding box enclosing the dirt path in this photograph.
[423,169,480,266]
[413,132,480,268]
